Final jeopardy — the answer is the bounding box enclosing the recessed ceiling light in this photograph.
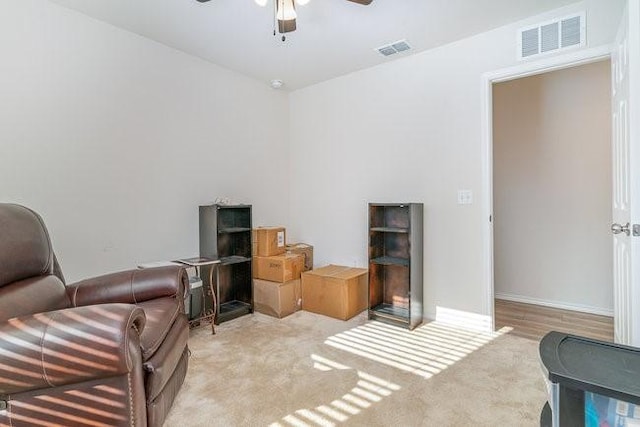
[270,79,284,89]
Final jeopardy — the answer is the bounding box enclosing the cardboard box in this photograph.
[254,227,286,256]
[253,279,301,318]
[301,265,368,321]
[286,243,313,272]
[254,253,304,283]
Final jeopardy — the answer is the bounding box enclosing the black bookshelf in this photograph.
[199,204,253,324]
[368,203,423,330]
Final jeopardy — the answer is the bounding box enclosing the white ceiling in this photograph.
[49,0,578,90]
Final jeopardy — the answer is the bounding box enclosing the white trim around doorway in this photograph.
[480,44,613,332]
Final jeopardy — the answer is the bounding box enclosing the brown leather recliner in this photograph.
[0,203,190,426]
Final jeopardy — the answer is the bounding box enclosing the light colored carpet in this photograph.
[164,311,547,427]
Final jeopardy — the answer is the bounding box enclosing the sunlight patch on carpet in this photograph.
[269,355,401,427]
[325,320,510,379]
[267,317,513,427]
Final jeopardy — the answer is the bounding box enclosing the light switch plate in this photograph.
[458,190,473,205]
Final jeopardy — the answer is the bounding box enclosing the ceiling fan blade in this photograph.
[346,0,373,4]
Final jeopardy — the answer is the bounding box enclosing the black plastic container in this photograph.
[539,331,640,426]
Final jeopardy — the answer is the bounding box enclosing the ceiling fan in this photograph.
[196,0,373,40]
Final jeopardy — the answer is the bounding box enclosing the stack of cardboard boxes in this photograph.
[252,227,313,318]
[252,227,367,321]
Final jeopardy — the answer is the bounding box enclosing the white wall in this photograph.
[0,0,290,282]
[493,61,612,314]
[288,0,624,320]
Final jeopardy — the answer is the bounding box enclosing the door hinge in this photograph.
[634,224,640,237]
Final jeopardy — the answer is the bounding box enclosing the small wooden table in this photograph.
[175,257,220,334]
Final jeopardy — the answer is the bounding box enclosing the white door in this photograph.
[611,1,639,346]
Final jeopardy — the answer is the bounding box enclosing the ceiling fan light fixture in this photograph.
[197,0,372,37]
[278,19,297,34]
[277,0,297,21]
[276,0,297,34]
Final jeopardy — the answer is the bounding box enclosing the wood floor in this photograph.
[494,299,614,342]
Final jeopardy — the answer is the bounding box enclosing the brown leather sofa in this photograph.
[0,203,190,426]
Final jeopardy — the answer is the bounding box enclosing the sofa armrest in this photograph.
[67,265,188,308]
[0,304,145,395]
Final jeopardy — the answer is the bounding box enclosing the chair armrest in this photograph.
[0,304,145,395]
[67,265,188,307]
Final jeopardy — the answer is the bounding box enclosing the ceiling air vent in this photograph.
[541,22,559,52]
[521,28,539,57]
[376,39,411,57]
[518,12,585,60]
[561,15,582,47]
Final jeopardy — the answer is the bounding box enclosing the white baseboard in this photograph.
[494,292,613,317]
[422,306,492,333]
[423,310,493,333]
[423,311,435,323]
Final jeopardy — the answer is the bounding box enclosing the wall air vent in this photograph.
[518,12,585,60]
[376,39,411,57]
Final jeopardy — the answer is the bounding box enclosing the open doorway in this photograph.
[491,60,614,341]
